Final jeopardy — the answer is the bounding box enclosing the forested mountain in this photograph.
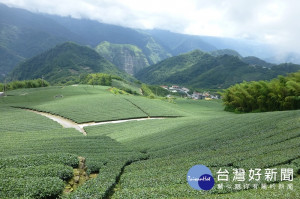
[95,41,149,75]
[135,50,300,88]
[241,56,275,68]
[209,49,242,58]
[48,15,172,65]
[0,3,170,78]
[1,3,300,86]
[10,42,131,84]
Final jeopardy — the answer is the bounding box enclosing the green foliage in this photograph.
[222,71,300,112]
[0,177,65,198]
[141,84,154,97]
[112,79,141,95]
[0,164,73,180]
[110,87,129,95]
[0,153,79,169]
[83,73,112,86]
[0,79,49,92]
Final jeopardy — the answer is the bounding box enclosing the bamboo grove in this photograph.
[222,71,300,112]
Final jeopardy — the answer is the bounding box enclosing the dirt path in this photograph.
[27,109,164,136]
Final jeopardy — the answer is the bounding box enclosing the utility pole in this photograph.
[42,75,44,87]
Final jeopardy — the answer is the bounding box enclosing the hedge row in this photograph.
[0,177,64,198]
[0,164,73,181]
[0,153,79,169]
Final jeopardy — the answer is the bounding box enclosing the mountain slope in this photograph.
[135,50,209,84]
[0,4,82,58]
[0,46,24,78]
[135,50,300,88]
[0,3,82,76]
[146,29,217,55]
[209,49,242,58]
[0,4,171,77]
[10,42,131,84]
[242,56,274,68]
[48,16,171,65]
[95,41,149,75]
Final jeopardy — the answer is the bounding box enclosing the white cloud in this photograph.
[1,0,300,53]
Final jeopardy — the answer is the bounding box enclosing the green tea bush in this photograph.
[0,177,64,198]
[0,164,73,180]
[0,153,79,169]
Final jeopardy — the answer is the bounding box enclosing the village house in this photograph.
[160,85,219,100]
[191,91,203,99]
[160,85,169,90]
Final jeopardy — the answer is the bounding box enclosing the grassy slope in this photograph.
[0,86,299,198]
[86,99,300,198]
[2,85,184,123]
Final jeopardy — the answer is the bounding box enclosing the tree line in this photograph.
[222,71,300,112]
[0,79,49,92]
[80,73,122,86]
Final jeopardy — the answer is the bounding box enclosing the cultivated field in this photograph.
[0,85,299,198]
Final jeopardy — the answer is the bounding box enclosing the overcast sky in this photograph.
[1,0,299,53]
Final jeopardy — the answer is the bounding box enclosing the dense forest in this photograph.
[222,71,300,112]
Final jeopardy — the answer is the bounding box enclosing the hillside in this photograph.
[242,56,275,68]
[0,4,81,76]
[10,42,131,84]
[45,16,172,65]
[95,41,149,75]
[0,85,299,198]
[0,46,24,79]
[135,50,300,88]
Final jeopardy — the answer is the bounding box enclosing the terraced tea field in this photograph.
[0,85,299,198]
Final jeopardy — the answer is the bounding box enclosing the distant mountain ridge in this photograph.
[10,42,132,84]
[1,3,300,86]
[135,50,300,89]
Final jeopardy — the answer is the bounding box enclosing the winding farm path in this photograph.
[27,109,164,135]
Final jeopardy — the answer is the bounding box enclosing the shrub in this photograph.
[0,177,64,198]
[0,153,79,169]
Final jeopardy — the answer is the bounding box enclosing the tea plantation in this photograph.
[0,85,299,198]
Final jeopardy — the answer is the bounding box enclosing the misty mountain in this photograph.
[266,52,300,65]
[1,2,300,84]
[46,15,171,65]
[10,42,131,84]
[145,29,217,55]
[0,3,82,78]
[135,50,300,89]
[0,3,170,78]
